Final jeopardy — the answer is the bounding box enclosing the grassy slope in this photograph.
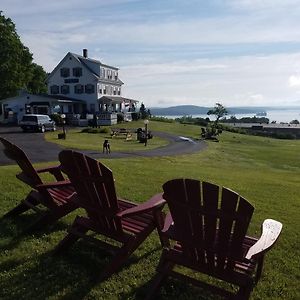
[0,123,299,300]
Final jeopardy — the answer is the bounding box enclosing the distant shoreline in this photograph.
[154,109,300,123]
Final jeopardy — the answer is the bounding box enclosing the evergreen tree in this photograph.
[139,102,147,119]
[0,11,47,100]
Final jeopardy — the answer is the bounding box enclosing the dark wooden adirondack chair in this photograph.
[147,179,282,300]
[0,137,77,230]
[55,150,166,280]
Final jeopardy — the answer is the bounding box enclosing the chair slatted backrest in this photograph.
[59,150,122,234]
[162,179,254,270]
[0,137,43,187]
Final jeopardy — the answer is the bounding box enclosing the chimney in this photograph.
[83,49,88,58]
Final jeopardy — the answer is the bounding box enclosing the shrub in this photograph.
[50,114,63,125]
[99,128,109,133]
[131,112,139,121]
[117,113,124,123]
[80,128,109,134]
[150,116,175,123]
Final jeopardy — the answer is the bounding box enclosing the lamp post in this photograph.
[144,119,149,146]
[61,114,66,139]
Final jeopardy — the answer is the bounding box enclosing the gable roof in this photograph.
[46,52,99,82]
[46,52,121,83]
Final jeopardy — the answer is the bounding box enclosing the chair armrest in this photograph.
[36,165,65,181]
[117,193,166,218]
[162,212,174,233]
[36,165,61,174]
[36,179,73,190]
[245,219,282,260]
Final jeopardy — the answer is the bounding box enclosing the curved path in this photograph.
[0,126,206,166]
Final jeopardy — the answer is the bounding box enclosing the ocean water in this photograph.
[160,109,300,123]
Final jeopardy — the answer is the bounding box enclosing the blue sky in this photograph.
[2,0,300,107]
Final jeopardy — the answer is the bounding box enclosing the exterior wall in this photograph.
[47,53,98,109]
[0,94,57,124]
[47,52,123,113]
[96,82,122,100]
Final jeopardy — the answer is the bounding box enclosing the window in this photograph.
[118,87,121,95]
[99,84,102,94]
[61,85,70,94]
[50,85,59,94]
[60,68,70,77]
[90,104,95,113]
[103,86,107,94]
[113,87,116,95]
[73,67,82,77]
[68,104,73,113]
[114,71,118,80]
[85,84,95,94]
[101,68,105,78]
[22,116,38,122]
[74,84,84,94]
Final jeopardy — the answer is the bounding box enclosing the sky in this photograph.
[2,0,300,108]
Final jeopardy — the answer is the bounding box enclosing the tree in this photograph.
[139,102,151,119]
[27,63,47,94]
[0,11,47,100]
[207,102,228,127]
[290,119,299,124]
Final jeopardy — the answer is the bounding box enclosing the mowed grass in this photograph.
[45,124,168,151]
[0,122,299,300]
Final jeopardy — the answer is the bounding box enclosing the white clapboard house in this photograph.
[0,49,139,125]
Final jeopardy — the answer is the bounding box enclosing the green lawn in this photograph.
[45,124,169,151]
[0,122,299,300]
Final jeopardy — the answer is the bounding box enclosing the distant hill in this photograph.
[150,105,208,116]
[149,105,269,116]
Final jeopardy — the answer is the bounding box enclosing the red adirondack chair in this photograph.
[54,150,166,280]
[0,137,77,230]
[146,179,282,300]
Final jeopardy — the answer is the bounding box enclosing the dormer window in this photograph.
[61,85,70,94]
[60,68,70,78]
[85,84,95,94]
[50,85,59,94]
[73,67,82,77]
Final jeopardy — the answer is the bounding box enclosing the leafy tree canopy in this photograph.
[0,11,47,100]
[207,102,228,125]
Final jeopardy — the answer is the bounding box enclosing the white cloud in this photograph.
[2,0,300,108]
[289,75,300,87]
[121,53,300,107]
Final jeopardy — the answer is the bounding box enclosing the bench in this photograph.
[111,128,133,140]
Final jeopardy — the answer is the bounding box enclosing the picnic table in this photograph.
[111,128,133,140]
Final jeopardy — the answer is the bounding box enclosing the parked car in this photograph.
[19,114,56,133]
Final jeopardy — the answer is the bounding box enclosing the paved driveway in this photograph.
[0,126,206,166]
